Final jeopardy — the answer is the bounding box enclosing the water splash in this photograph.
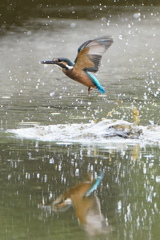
[6,119,160,145]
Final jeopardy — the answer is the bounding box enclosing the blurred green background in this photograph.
[0,0,160,27]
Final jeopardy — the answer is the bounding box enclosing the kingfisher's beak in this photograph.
[41,60,56,64]
[41,59,68,70]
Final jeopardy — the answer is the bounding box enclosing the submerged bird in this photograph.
[41,36,113,94]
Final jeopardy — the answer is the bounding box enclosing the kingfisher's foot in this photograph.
[88,87,93,95]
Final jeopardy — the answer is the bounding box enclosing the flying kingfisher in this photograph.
[41,36,113,94]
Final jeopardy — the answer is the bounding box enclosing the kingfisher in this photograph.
[41,36,113,94]
[50,171,105,211]
[39,172,106,235]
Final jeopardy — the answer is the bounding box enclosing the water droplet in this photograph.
[133,12,141,18]
[71,23,76,28]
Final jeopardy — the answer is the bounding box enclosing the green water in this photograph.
[1,140,160,239]
[0,2,160,240]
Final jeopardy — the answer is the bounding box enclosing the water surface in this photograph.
[0,4,160,240]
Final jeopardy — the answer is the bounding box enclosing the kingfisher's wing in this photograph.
[74,36,113,72]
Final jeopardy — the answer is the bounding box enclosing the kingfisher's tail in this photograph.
[97,85,105,94]
[85,172,105,197]
[87,72,105,94]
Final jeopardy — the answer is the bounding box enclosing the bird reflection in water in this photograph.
[39,172,109,236]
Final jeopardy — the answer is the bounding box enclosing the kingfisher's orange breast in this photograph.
[63,182,92,200]
[63,68,96,88]
[62,182,93,224]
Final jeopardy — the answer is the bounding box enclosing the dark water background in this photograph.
[0,1,160,240]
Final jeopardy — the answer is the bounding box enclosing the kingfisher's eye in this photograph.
[53,58,59,62]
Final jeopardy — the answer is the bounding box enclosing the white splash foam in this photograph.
[6,119,160,145]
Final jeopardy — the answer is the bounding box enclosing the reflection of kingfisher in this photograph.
[39,172,108,235]
[51,172,105,211]
[41,36,113,94]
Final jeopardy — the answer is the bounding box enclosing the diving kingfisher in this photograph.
[41,36,113,94]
